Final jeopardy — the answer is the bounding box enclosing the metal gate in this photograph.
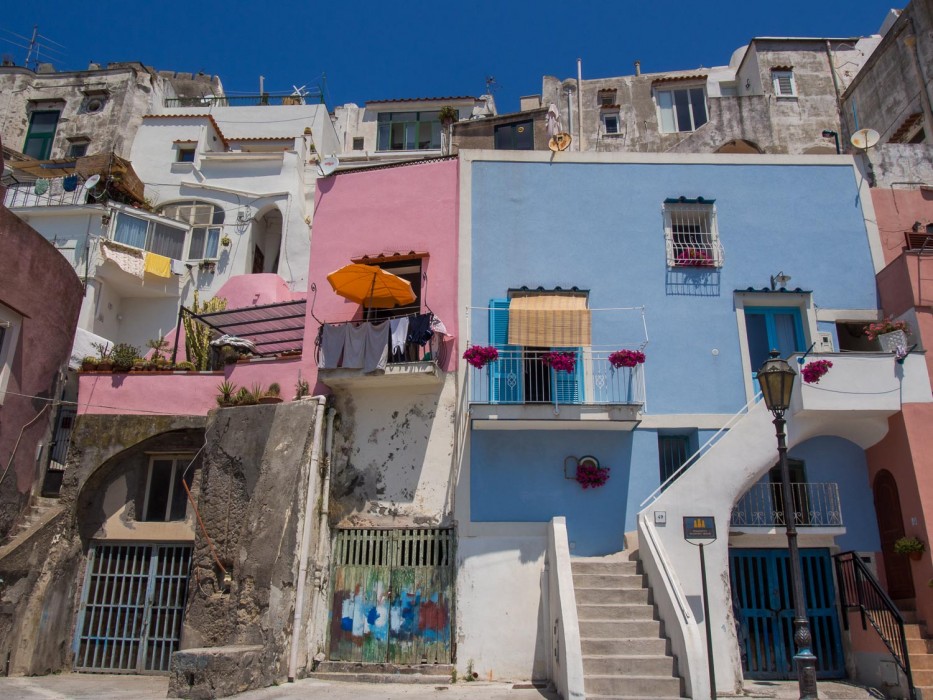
[729,548,845,680]
[328,528,454,664]
[73,543,191,673]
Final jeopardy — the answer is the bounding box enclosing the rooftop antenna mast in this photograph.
[24,25,37,69]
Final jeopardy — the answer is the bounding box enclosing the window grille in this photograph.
[772,70,797,97]
[658,434,690,483]
[663,200,723,268]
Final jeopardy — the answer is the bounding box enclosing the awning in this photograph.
[9,152,145,204]
[508,294,591,347]
[186,299,307,357]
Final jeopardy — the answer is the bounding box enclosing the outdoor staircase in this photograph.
[312,661,454,685]
[1,496,63,556]
[574,554,687,699]
[901,605,933,699]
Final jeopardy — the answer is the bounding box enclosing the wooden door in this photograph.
[873,470,915,599]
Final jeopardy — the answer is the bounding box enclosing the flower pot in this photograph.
[879,330,908,353]
[909,551,923,561]
[258,396,283,405]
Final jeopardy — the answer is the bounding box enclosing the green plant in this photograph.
[81,356,99,368]
[267,382,281,397]
[221,235,231,247]
[251,383,265,402]
[146,336,169,361]
[450,667,457,684]
[217,381,237,406]
[294,378,310,400]
[183,291,228,371]
[111,343,141,371]
[893,536,925,556]
[438,105,459,125]
[465,659,476,682]
[176,361,196,371]
[91,342,113,362]
[235,387,258,406]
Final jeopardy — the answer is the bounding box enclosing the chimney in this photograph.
[634,60,641,76]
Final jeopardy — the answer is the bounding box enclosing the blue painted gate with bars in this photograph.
[729,547,845,679]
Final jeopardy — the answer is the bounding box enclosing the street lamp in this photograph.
[756,351,818,699]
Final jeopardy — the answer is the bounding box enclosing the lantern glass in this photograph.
[757,352,796,414]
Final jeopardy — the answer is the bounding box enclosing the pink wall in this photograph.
[0,208,83,501]
[303,158,460,392]
[870,188,933,266]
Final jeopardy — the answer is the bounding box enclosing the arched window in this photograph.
[158,201,225,261]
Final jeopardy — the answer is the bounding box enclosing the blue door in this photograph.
[745,306,805,390]
[729,548,845,680]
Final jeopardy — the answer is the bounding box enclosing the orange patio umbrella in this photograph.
[326,263,416,311]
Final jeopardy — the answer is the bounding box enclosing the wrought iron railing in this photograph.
[163,93,321,108]
[4,181,89,208]
[834,551,916,699]
[730,482,842,528]
[467,349,645,406]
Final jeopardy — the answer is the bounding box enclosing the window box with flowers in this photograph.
[865,318,911,353]
[576,456,610,489]
[801,359,832,384]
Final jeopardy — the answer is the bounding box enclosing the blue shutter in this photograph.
[488,299,522,404]
[553,348,583,404]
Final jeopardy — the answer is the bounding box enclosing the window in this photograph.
[352,137,365,151]
[658,434,692,484]
[23,110,60,159]
[376,111,442,151]
[141,456,193,522]
[663,198,722,267]
[364,257,423,320]
[159,201,226,260]
[655,86,707,133]
[598,90,617,107]
[67,139,89,158]
[602,114,620,135]
[0,304,22,405]
[111,211,188,260]
[771,70,797,97]
[176,146,196,163]
[743,306,805,374]
[494,120,534,150]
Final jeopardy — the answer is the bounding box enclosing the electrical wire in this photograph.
[0,403,52,488]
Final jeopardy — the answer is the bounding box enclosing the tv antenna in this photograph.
[485,75,499,94]
[850,128,880,150]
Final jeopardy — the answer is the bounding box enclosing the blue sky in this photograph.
[1,1,901,113]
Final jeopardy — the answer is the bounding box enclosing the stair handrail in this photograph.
[640,393,761,508]
[833,551,916,700]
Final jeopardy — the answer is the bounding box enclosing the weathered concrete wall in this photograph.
[0,203,83,537]
[0,413,206,676]
[172,400,320,695]
[452,109,549,152]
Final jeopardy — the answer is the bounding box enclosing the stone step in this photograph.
[573,573,647,589]
[902,610,920,624]
[315,661,454,676]
[584,674,684,697]
[582,637,670,656]
[911,653,933,670]
[311,672,451,685]
[905,623,928,640]
[583,654,676,676]
[578,604,656,621]
[572,560,640,575]
[579,619,665,639]
[914,668,933,686]
[907,637,933,654]
[576,587,651,605]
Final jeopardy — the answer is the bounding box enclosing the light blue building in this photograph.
[453,151,928,697]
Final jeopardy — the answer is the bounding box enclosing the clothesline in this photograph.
[466,305,646,312]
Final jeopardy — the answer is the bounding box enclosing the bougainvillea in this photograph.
[674,248,714,267]
[801,359,833,384]
[576,461,610,489]
[462,345,499,369]
[608,349,646,368]
[542,351,576,373]
[864,318,910,341]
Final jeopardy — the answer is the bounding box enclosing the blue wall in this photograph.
[470,161,878,415]
[471,429,661,555]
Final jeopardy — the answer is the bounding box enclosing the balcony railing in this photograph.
[731,482,843,528]
[4,180,89,208]
[467,349,645,406]
[163,93,321,108]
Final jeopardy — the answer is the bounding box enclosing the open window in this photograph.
[141,456,194,522]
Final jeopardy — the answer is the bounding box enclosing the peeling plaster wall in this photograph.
[328,376,457,527]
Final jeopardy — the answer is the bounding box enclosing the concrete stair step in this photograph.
[582,637,670,656]
[576,587,651,605]
[584,674,684,697]
[914,669,933,686]
[911,653,933,670]
[905,623,929,640]
[577,603,656,621]
[583,654,676,676]
[573,573,647,589]
[907,637,933,654]
[572,561,640,575]
[579,619,665,638]
[311,672,451,685]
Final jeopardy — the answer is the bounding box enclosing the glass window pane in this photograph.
[377,123,390,151]
[690,88,708,128]
[430,120,442,148]
[188,228,206,259]
[204,228,220,259]
[390,122,405,150]
[745,313,771,372]
[674,89,692,131]
[150,223,185,259]
[29,111,60,133]
[773,313,800,357]
[405,122,417,150]
[113,213,150,249]
[658,91,675,132]
[211,206,225,225]
[418,121,432,149]
[145,460,174,521]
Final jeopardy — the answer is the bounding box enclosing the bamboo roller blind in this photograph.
[507,294,591,347]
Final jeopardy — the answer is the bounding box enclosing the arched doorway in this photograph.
[873,470,915,599]
[250,207,282,274]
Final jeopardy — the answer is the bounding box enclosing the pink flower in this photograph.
[463,345,499,369]
[609,349,646,368]
[802,359,833,384]
[576,462,610,489]
[542,351,576,373]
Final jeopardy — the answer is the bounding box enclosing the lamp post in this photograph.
[756,351,818,699]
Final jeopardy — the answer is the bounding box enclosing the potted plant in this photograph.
[542,351,576,373]
[608,349,646,368]
[80,356,99,372]
[865,317,911,352]
[175,361,196,372]
[893,536,925,561]
[294,378,310,400]
[131,358,149,372]
[146,336,169,363]
[438,105,459,126]
[463,345,499,369]
[801,359,833,384]
[111,343,141,372]
[674,248,715,267]
[92,342,114,372]
[235,387,258,406]
[576,456,610,489]
[259,382,283,405]
[216,381,238,407]
[221,235,231,248]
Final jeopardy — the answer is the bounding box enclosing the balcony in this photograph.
[4,180,90,208]
[730,482,843,533]
[468,349,644,429]
[317,331,444,389]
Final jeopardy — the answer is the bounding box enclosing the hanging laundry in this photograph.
[390,316,410,361]
[170,259,187,276]
[342,323,367,369]
[144,252,172,278]
[407,313,435,347]
[319,324,347,369]
[430,315,451,337]
[62,175,79,192]
[364,321,389,373]
[99,239,145,279]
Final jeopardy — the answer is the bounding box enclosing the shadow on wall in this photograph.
[665,269,721,297]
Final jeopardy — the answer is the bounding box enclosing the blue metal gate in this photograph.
[729,548,845,679]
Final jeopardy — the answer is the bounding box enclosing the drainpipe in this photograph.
[904,21,933,145]
[576,58,583,150]
[824,41,845,139]
[565,86,574,143]
[288,395,327,683]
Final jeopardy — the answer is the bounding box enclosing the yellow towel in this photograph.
[144,252,172,278]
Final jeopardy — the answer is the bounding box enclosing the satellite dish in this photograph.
[319,156,339,176]
[83,173,101,190]
[850,128,880,150]
[548,132,572,152]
